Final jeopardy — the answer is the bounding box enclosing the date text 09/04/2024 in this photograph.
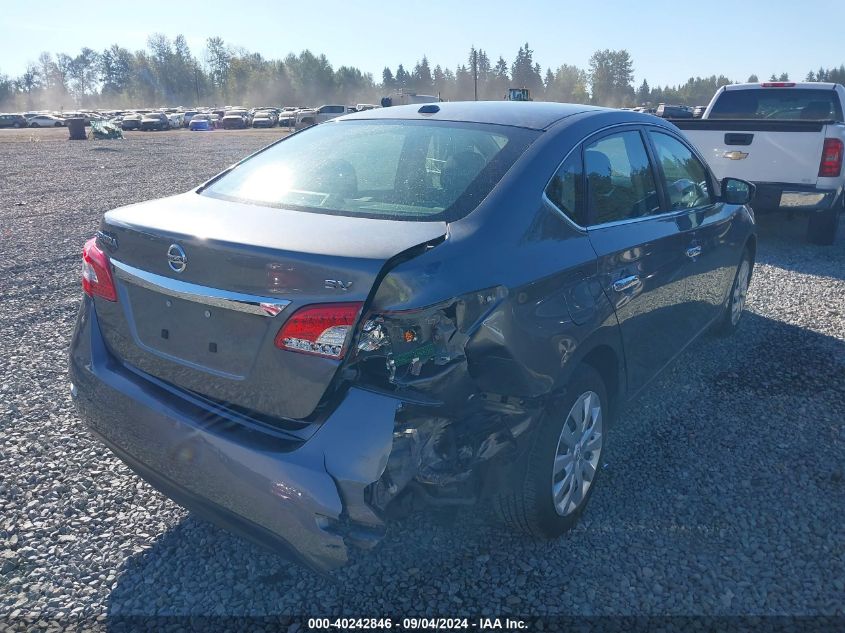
[306,617,528,630]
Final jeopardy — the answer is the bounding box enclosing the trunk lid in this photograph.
[95,192,446,420]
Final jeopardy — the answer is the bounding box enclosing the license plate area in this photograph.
[127,284,269,376]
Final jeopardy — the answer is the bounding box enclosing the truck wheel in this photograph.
[806,205,841,245]
[494,365,607,538]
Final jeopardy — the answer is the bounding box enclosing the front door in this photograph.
[646,128,739,332]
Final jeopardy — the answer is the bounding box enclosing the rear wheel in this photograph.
[806,204,841,245]
[494,365,607,538]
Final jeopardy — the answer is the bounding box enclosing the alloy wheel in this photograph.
[552,390,603,516]
[731,259,750,326]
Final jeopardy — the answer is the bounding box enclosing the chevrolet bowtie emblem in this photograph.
[723,150,749,160]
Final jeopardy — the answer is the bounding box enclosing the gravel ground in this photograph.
[1,128,843,627]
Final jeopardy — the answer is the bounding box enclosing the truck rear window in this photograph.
[709,89,843,121]
[201,119,537,222]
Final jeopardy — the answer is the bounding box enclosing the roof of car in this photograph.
[337,101,608,130]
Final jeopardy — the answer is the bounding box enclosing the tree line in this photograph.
[1,34,844,111]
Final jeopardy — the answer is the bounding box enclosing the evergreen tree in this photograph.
[636,78,650,104]
[382,67,395,91]
[395,64,409,90]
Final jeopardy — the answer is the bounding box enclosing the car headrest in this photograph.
[440,151,486,197]
[311,159,358,198]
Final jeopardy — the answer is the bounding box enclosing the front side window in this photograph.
[649,132,713,210]
[585,130,660,225]
[545,150,585,226]
[201,120,537,221]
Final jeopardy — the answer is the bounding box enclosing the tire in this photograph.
[806,204,841,246]
[494,364,608,538]
[714,249,752,336]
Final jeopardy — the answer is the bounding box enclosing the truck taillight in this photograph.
[81,238,117,301]
[819,138,844,178]
[760,82,795,87]
[275,302,363,359]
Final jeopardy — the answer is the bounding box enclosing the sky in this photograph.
[1,0,843,87]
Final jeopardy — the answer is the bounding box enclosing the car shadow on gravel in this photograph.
[103,312,845,620]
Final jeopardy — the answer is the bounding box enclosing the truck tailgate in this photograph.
[672,119,827,185]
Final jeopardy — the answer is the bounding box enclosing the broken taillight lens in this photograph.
[275,302,363,359]
[81,237,117,301]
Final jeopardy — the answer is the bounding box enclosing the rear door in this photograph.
[584,127,695,394]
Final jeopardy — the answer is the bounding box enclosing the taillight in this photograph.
[760,82,795,87]
[81,237,117,301]
[275,302,363,359]
[819,138,844,178]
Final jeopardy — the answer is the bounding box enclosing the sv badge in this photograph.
[325,279,353,291]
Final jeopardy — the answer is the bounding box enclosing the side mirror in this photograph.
[721,177,755,205]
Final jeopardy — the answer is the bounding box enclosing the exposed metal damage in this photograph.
[338,283,546,532]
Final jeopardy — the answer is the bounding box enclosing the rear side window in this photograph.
[649,132,713,210]
[546,151,585,226]
[585,131,660,225]
[201,120,537,222]
[709,88,844,121]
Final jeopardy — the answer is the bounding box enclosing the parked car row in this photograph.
[2,103,382,133]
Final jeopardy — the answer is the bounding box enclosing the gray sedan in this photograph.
[69,102,756,571]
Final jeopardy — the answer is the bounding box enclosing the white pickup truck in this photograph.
[295,105,354,129]
[671,82,845,244]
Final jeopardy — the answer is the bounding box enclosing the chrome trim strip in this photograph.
[585,206,694,230]
[111,259,290,317]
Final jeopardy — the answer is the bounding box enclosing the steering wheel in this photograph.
[670,178,709,209]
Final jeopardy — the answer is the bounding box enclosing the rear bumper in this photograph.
[68,297,400,572]
[752,182,842,213]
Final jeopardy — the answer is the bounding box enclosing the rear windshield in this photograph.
[200,119,538,221]
[709,88,843,121]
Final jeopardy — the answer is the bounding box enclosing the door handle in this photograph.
[685,245,702,259]
[612,275,639,292]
